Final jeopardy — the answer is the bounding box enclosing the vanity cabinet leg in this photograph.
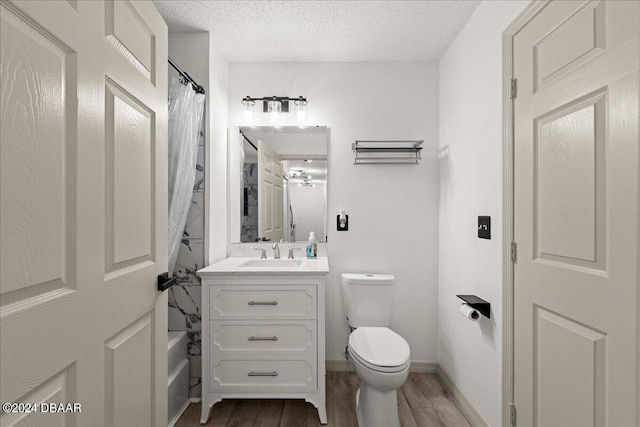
[200,401,213,424]
[318,404,328,424]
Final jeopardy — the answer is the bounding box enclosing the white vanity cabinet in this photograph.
[198,258,328,425]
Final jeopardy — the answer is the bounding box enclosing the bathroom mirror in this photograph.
[229,126,328,243]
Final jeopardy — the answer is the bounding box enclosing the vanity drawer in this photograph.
[211,359,316,392]
[211,320,316,356]
[210,285,316,319]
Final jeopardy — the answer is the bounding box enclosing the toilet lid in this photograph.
[349,327,410,368]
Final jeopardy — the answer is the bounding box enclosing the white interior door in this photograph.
[513,0,639,425]
[0,1,168,426]
[258,140,284,242]
[228,126,242,243]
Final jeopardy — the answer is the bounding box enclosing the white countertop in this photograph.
[197,257,329,275]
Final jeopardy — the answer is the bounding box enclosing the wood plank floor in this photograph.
[175,372,471,427]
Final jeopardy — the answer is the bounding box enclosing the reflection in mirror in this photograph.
[229,126,328,243]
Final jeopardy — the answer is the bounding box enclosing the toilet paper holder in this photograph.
[456,294,491,319]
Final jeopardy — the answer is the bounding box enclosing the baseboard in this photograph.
[410,361,438,373]
[326,360,438,373]
[437,368,490,427]
[326,360,352,372]
[168,399,191,427]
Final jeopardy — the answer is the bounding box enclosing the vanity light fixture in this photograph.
[240,95,308,124]
[299,180,315,188]
[290,171,311,180]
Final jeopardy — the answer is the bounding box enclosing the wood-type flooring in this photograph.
[175,372,472,427]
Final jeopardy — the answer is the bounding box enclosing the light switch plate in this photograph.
[478,216,491,239]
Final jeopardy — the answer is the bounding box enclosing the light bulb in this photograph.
[294,97,307,122]
[241,97,254,122]
[267,99,281,124]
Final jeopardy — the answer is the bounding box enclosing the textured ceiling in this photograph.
[153,0,481,62]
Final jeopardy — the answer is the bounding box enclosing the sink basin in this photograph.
[239,259,303,268]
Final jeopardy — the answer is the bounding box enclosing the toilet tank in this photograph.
[341,273,395,328]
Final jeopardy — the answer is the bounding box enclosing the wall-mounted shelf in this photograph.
[456,294,491,319]
[352,140,423,164]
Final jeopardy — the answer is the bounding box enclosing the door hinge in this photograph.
[510,241,517,263]
[510,403,517,426]
[510,78,517,99]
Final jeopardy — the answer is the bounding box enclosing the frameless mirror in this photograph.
[229,126,328,243]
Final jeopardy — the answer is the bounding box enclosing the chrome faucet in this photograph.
[272,242,280,259]
[288,248,301,259]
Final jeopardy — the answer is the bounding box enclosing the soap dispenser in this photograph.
[306,232,317,259]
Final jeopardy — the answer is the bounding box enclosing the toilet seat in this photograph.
[350,348,410,373]
[349,327,410,373]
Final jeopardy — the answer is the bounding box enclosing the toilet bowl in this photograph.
[341,273,411,426]
[348,326,410,427]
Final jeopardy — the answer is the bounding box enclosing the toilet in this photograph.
[341,273,411,427]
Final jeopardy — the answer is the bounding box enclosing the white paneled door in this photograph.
[0,1,168,426]
[513,0,639,425]
[258,140,284,243]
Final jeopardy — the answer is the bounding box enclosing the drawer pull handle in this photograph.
[248,371,279,377]
[248,301,278,306]
[248,336,278,341]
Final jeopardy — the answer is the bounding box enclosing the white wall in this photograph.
[240,129,328,157]
[228,62,440,363]
[438,1,529,425]
[207,40,229,265]
[168,33,209,91]
[289,183,324,242]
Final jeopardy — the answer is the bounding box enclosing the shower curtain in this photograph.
[168,77,205,275]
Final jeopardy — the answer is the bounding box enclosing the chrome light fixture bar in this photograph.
[241,95,307,115]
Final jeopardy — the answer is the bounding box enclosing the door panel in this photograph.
[513,1,639,425]
[105,0,155,81]
[258,140,284,242]
[534,0,605,91]
[0,1,168,426]
[105,314,152,427]
[105,78,154,275]
[0,368,75,427]
[534,307,606,427]
[0,0,76,304]
[534,89,606,269]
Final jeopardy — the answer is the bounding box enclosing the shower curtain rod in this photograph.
[239,130,258,151]
[168,57,205,95]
